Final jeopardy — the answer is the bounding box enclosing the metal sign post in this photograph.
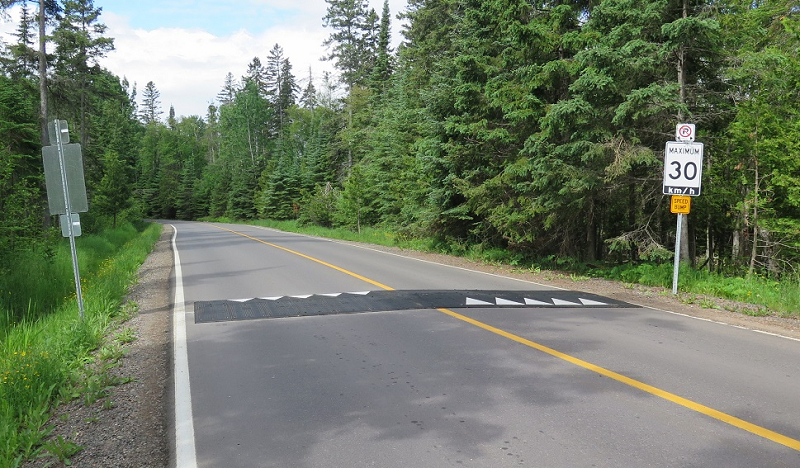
[672,213,684,295]
[665,124,703,295]
[42,120,88,318]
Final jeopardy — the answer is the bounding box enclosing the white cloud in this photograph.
[103,11,337,118]
[0,5,24,41]
[2,1,409,119]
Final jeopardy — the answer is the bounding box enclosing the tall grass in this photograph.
[0,222,162,466]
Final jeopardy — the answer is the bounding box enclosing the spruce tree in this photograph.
[368,0,393,96]
[139,81,162,124]
[217,72,238,106]
[322,0,375,89]
[51,0,114,147]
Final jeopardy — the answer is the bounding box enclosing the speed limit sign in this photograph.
[676,123,695,142]
[663,141,703,196]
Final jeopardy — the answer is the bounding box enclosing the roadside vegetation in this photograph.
[0,222,161,467]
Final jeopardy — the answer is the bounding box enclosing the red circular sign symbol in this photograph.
[679,125,693,138]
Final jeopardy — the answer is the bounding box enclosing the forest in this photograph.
[2,0,799,280]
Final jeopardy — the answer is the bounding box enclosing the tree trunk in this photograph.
[38,0,49,145]
[38,0,52,229]
[676,0,691,265]
[748,157,759,277]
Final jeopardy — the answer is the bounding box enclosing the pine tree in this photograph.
[265,43,285,137]
[93,150,130,227]
[368,0,393,96]
[51,0,114,147]
[322,0,375,89]
[265,44,284,98]
[0,74,43,256]
[244,56,268,97]
[3,2,38,79]
[300,68,317,110]
[277,58,298,131]
[139,81,162,124]
[217,72,238,106]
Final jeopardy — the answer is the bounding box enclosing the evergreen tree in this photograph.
[299,68,317,110]
[89,70,140,189]
[276,57,298,133]
[217,72,238,106]
[51,0,114,147]
[368,0,393,96]
[322,0,375,89]
[0,74,43,257]
[2,1,38,79]
[93,150,130,227]
[265,43,284,97]
[244,56,268,97]
[265,43,285,137]
[139,81,162,124]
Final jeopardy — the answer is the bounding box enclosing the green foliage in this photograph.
[606,263,674,287]
[93,151,131,227]
[0,74,43,259]
[38,435,83,466]
[299,183,338,227]
[0,222,161,466]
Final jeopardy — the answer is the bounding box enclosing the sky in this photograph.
[0,0,408,118]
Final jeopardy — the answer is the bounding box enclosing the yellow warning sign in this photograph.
[670,195,691,214]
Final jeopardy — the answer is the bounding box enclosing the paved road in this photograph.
[170,221,800,467]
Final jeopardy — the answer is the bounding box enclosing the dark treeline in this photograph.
[1,0,799,279]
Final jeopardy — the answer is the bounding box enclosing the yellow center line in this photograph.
[211,223,800,452]
[212,224,395,291]
[435,307,800,452]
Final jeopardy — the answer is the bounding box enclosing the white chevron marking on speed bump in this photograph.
[579,298,608,306]
[466,298,494,306]
[467,297,607,307]
[524,298,552,306]
[551,298,580,306]
[496,297,524,306]
[228,292,610,308]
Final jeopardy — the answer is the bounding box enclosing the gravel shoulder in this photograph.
[26,225,800,467]
[23,225,173,468]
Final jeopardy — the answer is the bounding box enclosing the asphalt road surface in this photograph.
[170,221,800,467]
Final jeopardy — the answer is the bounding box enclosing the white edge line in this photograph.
[171,225,198,467]
[637,304,800,343]
[249,224,800,343]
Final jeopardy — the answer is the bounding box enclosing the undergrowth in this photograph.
[0,222,162,467]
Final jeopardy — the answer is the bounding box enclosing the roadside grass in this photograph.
[218,218,800,318]
[0,222,162,467]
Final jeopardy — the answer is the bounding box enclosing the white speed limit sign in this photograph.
[663,141,703,196]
